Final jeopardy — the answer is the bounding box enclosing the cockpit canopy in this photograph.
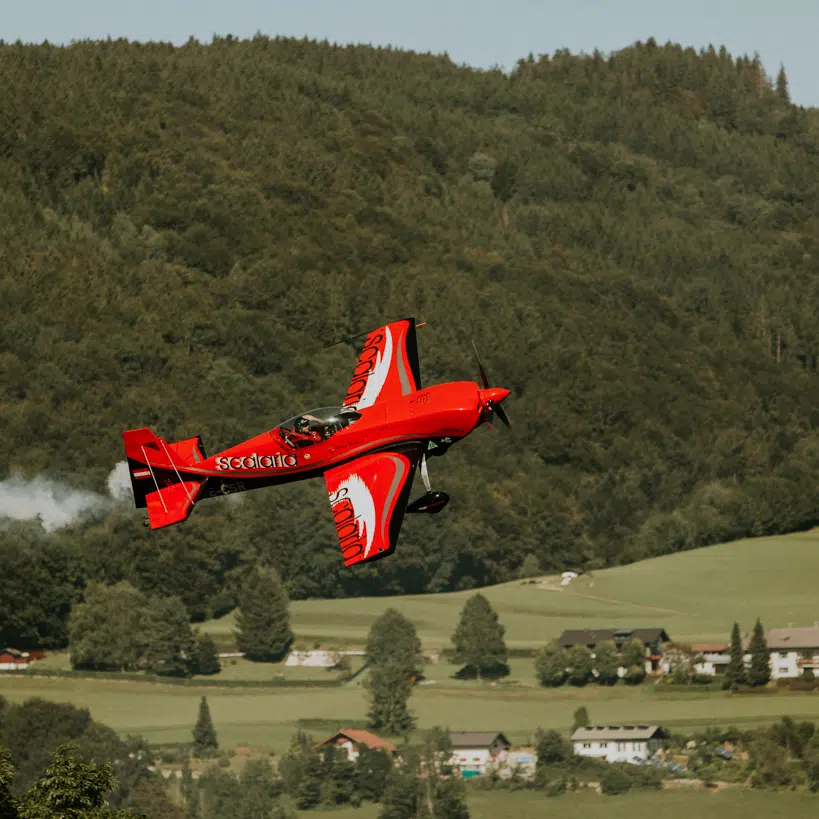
[276,406,362,449]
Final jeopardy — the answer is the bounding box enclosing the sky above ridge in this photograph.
[3,0,817,107]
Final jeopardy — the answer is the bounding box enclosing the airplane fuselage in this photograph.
[199,380,484,493]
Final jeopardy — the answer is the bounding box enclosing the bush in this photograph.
[601,766,632,795]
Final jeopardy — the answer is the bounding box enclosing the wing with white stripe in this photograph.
[341,318,422,410]
[324,445,422,567]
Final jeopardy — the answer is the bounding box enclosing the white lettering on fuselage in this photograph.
[215,453,297,471]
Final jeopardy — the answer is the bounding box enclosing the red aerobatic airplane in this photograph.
[122,318,511,567]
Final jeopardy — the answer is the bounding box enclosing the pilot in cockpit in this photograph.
[291,414,324,444]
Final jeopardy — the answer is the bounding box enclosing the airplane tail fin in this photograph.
[122,428,207,529]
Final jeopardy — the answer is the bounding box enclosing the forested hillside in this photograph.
[3,36,819,644]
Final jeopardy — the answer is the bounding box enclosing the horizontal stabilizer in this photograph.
[145,480,203,529]
[122,427,207,524]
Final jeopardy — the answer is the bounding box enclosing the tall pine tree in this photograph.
[724,621,747,689]
[451,593,507,679]
[747,618,771,687]
[192,696,219,758]
[235,567,294,662]
[775,64,790,103]
[195,633,221,675]
[366,659,416,735]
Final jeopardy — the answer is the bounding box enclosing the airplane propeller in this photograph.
[472,341,511,429]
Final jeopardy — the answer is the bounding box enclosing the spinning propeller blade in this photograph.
[471,340,511,429]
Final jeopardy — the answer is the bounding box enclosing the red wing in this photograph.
[342,318,422,410]
[324,445,422,567]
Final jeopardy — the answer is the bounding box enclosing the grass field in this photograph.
[306,789,819,819]
[203,529,819,651]
[4,670,819,754]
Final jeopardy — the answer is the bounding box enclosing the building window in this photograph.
[617,743,624,752]
[583,743,591,749]
[600,743,608,749]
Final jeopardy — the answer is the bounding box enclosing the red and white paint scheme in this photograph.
[122,318,511,567]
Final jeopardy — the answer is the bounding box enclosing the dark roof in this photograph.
[449,732,511,749]
[571,725,665,742]
[557,629,670,648]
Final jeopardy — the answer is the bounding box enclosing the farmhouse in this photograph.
[556,628,671,673]
[314,729,397,762]
[571,725,666,764]
[448,732,511,778]
[766,627,819,679]
[0,649,30,671]
[691,643,731,676]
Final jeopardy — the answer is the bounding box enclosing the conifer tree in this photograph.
[195,633,221,675]
[192,696,218,758]
[572,706,590,730]
[724,622,747,689]
[451,593,507,679]
[145,596,196,677]
[366,609,422,678]
[776,64,790,103]
[235,567,294,662]
[366,660,415,735]
[748,618,771,687]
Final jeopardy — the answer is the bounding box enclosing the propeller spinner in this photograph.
[472,341,511,428]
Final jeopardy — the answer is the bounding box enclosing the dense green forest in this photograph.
[3,35,819,645]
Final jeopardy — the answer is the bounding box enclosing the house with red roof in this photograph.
[314,729,398,762]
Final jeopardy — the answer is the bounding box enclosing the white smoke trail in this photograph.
[0,461,133,532]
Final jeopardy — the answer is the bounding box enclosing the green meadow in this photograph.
[4,669,819,754]
[203,529,819,650]
[307,789,819,819]
[5,531,819,756]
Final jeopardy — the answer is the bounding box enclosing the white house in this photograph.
[766,627,819,679]
[690,643,731,676]
[571,725,665,764]
[314,729,397,762]
[448,732,511,778]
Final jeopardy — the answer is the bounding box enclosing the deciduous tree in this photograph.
[593,641,619,685]
[566,645,593,686]
[534,644,568,687]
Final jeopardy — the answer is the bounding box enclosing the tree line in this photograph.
[59,567,292,675]
[0,697,180,817]
[3,36,819,641]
